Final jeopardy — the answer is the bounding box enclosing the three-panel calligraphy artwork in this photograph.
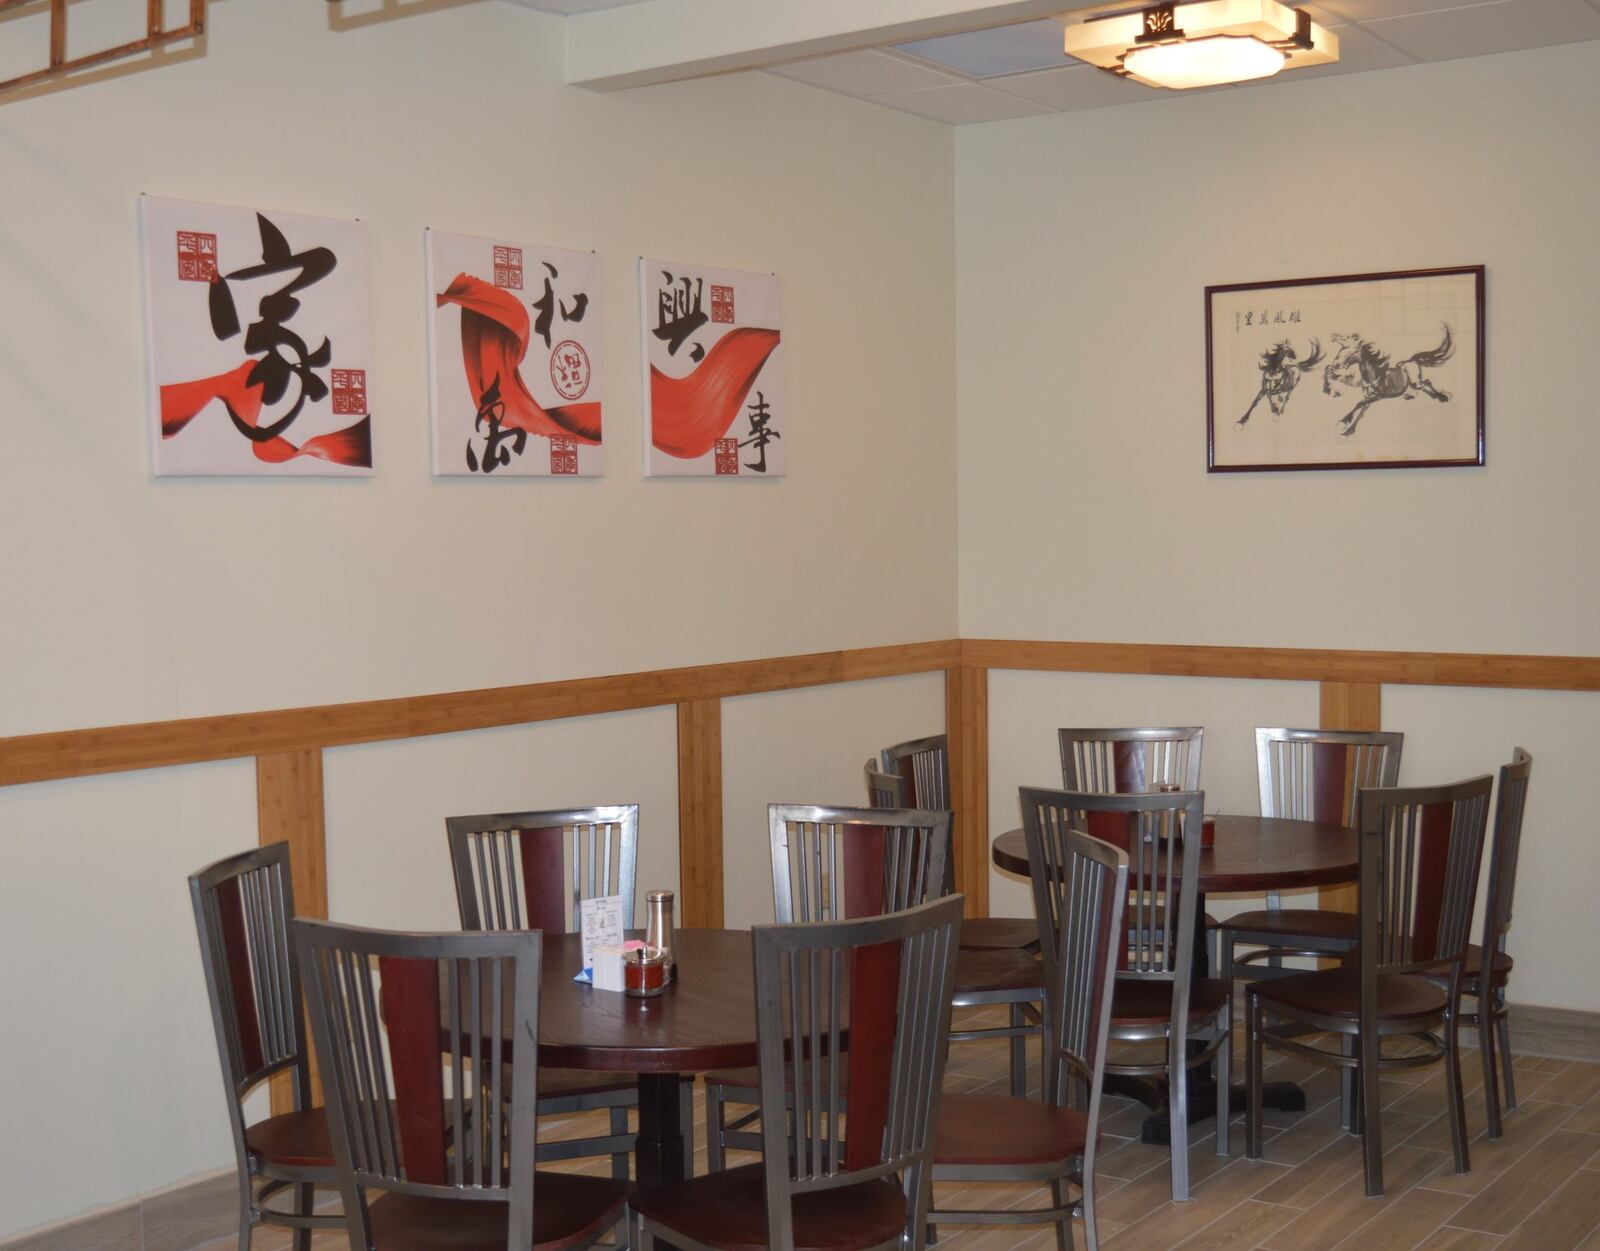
[139,195,787,481]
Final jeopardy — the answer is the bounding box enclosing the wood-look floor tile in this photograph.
[1565,1088,1600,1134]
[1326,1184,1469,1251]
[1417,1098,1576,1195]
[1101,1159,1287,1249]
[1166,1198,1299,1251]
[1410,1229,1506,1251]
[1259,1145,1449,1251]
[1498,1166,1600,1251]
[1533,1061,1600,1108]
[1447,1130,1600,1234]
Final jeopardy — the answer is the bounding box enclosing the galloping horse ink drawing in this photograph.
[1236,339,1323,426]
[1322,324,1454,437]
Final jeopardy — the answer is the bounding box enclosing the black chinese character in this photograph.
[739,391,780,473]
[654,271,708,358]
[530,261,591,350]
[465,374,526,473]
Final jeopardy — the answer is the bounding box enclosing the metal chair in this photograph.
[1246,774,1493,1196]
[632,896,963,1251]
[189,842,344,1251]
[1430,749,1532,1139]
[1219,728,1403,981]
[866,750,1038,951]
[1026,786,1231,1202]
[446,804,691,1178]
[293,919,630,1251]
[929,826,1127,1251]
[705,804,952,1170]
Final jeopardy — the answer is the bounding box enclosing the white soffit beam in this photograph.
[563,0,1081,90]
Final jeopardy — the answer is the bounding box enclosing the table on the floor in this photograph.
[535,927,757,1190]
[991,813,1359,1140]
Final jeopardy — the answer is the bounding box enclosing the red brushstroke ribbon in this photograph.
[434,275,601,444]
[158,361,373,467]
[648,327,781,459]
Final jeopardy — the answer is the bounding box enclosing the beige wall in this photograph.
[955,42,1600,1010]
[0,1,955,1238]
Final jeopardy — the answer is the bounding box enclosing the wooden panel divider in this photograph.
[676,699,724,929]
[945,665,989,919]
[1317,681,1382,918]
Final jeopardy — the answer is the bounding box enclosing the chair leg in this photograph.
[632,1208,652,1249]
[610,1106,631,1180]
[1497,996,1517,1111]
[1168,1032,1190,1202]
[1050,1178,1073,1251]
[1246,994,1264,1160]
[1080,1159,1099,1251]
[1214,1003,1232,1157]
[1010,1002,1028,1098]
[237,1189,255,1251]
[1444,1005,1471,1175]
[292,1183,313,1251]
[1359,1024,1384,1197]
[678,1079,696,1172]
[1480,1003,1504,1141]
[705,1084,726,1173]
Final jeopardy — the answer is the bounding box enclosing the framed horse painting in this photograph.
[1206,265,1484,472]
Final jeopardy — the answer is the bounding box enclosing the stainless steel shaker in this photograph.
[644,888,676,982]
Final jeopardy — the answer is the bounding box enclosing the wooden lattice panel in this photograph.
[0,0,205,98]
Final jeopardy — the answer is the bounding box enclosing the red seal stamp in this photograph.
[711,284,735,324]
[550,340,591,401]
[549,439,579,475]
[714,438,740,475]
[176,231,218,282]
[330,369,368,415]
[493,245,523,289]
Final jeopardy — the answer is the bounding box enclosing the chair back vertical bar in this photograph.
[447,804,640,932]
[1485,749,1533,954]
[880,734,951,809]
[864,759,907,810]
[1058,727,1204,794]
[1256,728,1403,825]
[768,804,950,925]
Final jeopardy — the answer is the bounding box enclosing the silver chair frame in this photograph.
[1058,726,1204,794]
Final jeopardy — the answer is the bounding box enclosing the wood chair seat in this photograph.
[953,947,1046,994]
[367,1173,629,1251]
[1251,966,1449,1025]
[1463,943,1513,987]
[933,1093,1089,1166]
[1222,907,1358,942]
[632,1162,905,1251]
[957,916,1039,951]
[1110,976,1230,1027]
[704,1062,846,1094]
[243,1106,341,1169]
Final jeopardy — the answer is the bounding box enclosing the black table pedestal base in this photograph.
[1131,1077,1306,1147]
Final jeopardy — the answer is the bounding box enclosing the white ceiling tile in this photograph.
[893,20,1070,78]
[873,82,1057,124]
[1316,0,1489,18]
[1360,0,1600,60]
[988,64,1165,109]
[1271,17,1421,76]
[767,49,963,97]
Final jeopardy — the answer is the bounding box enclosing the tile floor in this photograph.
[238,1007,1600,1251]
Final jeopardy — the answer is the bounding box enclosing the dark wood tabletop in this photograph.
[536,927,758,1073]
[990,813,1358,893]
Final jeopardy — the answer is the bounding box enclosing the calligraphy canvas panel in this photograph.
[639,259,784,478]
[426,230,603,477]
[1207,266,1483,472]
[140,195,374,477]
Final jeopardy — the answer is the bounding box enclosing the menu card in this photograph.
[579,894,625,973]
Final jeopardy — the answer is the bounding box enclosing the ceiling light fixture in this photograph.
[1061,1,1338,90]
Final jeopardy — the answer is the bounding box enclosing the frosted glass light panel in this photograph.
[427,230,603,477]
[639,259,784,478]
[140,195,373,476]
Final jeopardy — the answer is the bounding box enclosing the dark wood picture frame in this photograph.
[1206,265,1485,473]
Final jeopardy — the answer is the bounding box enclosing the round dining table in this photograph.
[991,813,1359,1142]
[539,927,757,1190]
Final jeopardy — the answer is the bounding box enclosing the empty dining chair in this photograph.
[293,919,630,1251]
[632,896,963,1251]
[1024,786,1231,1203]
[189,842,343,1251]
[1441,749,1533,1138]
[868,747,1039,952]
[1219,728,1403,982]
[446,804,690,1177]
[928,826,1127,1250]
[705,803,952,1169]
[1246,773,1493,1196]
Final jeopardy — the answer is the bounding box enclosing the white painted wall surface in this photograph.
[955,43,1600,1010]
[0,0,955,1238]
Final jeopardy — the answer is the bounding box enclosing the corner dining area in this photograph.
[4,1,1600,1249]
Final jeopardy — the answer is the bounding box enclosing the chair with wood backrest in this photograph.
[1426,749,1532,1139]
[632,896,963,1251]
[446,804,691,1178]
[872,742,1039,952]
[705,804,951,1170]
[881,735,1044,1101]
[293,920,630,1251]
[1218,728,1403,982]
[929,825,1127,1250]
[1246,774,1493,1196]
[1024,785,1231,1203]
[189,842,344,1251]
